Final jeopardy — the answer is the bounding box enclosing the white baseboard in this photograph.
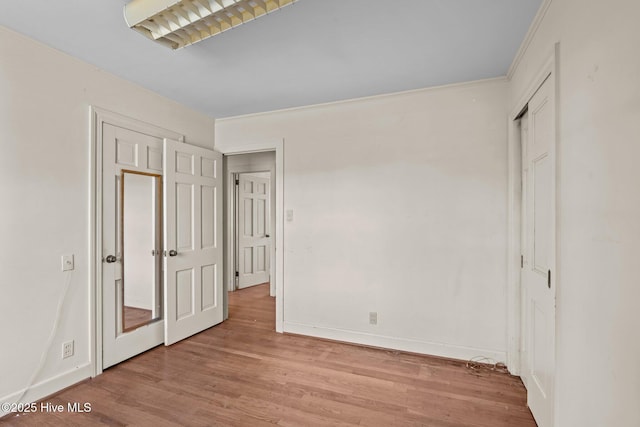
[0,363,92,418]
[283,322,507,364]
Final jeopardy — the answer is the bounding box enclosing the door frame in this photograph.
[506,44,559,379]
[89,106,184,376]
[219,141,284,333]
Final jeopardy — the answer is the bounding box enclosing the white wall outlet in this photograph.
[61,254,74,271]
[62,340,74,359]
[286,209,294,222]
[369,312,378,325]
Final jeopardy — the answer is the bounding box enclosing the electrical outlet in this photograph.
[369,312,378,325]
[62,341,74,359]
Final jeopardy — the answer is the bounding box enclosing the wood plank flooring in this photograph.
[2,284,536,426]
[123,306,153,331]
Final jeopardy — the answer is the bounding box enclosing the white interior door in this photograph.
[102,124,164,369]
[164,138,223,345]
[237,174,270,289]
[520,113,530,389]
[521,76,556,427]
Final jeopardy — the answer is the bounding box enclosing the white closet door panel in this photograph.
[164,139,223,345]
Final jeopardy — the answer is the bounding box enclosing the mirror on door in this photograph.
[118,170,163,333]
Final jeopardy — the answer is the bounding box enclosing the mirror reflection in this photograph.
[120,171,163,332]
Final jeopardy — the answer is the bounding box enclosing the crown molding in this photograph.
[507,0,554,80]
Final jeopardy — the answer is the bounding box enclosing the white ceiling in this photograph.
[0,0,541,118]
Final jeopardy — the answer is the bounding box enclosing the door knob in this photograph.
[169,250,178,257]
[105,255,117,263]
[266,234,270,238]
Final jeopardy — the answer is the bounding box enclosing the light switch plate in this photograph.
[369,312,378,325]
[62,254,74,271]
[286,209,294,222]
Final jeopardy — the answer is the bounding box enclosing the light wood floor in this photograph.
[3,284,536,426]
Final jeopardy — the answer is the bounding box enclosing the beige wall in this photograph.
[509,0,640,425]
[0,26,214,406]
[216,78,509,361]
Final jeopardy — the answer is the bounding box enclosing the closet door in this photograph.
[163,139,224,345]
[102,124,164,369]
[521,76,556,427]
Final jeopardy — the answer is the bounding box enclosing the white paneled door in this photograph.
[163,139,223,345]
[102,127,224,367]
[102,124,164,369]
[521,76,556,427]
[237,174,270,289]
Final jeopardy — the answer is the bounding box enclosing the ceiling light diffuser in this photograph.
[124,0,297,49]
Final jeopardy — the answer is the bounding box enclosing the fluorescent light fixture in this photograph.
[124,0,297,49]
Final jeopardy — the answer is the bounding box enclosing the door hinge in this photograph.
[235,179,239,185]
[235,271,239,278]
[548,269,551,288]
[521,255,524,268]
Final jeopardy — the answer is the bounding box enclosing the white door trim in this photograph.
[506,44,559,377]
[218,140,284,333]
[89,106,184,376]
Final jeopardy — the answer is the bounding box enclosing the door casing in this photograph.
[220,142,284,332]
